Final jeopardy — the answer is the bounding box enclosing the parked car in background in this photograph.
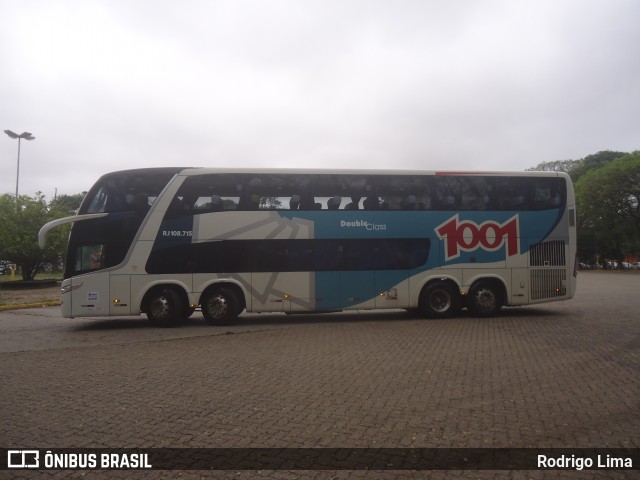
[0,260,12,275]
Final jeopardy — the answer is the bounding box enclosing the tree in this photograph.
[575,151,640,266]
[0,193,71,280]
[527,151,626,183]
[527,159,582,173]
[50,192,85,215]
[570,150,626,183]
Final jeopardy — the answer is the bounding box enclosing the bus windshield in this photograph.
[66,168,182,278]
[80,168,183,214]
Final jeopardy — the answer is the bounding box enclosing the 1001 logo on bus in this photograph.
[435,214,520,260]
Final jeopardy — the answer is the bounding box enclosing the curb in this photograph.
[0,301,61,312]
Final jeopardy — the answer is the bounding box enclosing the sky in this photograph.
[1,0,639,200]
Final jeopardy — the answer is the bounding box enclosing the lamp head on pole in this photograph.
[4,130,35,141]
[5,129,36,212]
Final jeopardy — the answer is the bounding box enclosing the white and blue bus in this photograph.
[39,168,577,326]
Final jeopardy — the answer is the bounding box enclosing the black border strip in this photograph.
[2,448,638,470]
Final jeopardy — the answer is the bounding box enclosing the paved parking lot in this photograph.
[1,272,638,478]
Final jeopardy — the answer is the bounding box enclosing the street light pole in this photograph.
[4,130,35,211]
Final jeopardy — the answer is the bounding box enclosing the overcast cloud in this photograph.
[1,0,639,199]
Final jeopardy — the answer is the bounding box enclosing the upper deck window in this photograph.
[164,173,567,217]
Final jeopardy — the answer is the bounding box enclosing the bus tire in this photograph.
[468,281,503,317]
[202,287,240,325]
[146,287,184,327]
[419,281,459,319]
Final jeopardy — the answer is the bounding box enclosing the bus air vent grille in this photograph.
[530,269,567,300]
[529,240,565,267]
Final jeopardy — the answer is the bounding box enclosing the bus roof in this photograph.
[173,167,569,178]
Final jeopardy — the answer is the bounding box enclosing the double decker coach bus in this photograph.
[39,168,577,326]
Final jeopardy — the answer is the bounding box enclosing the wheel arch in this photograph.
[413,275,462,308]
[198,280,247,312]
[466,275,509,306]
[466,276,509,316]
[417,277,462,318]
[139,281,191,314]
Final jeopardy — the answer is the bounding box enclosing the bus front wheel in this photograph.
[419,281,459,319]
[202,287,240,325]
[146,287,184,327]
[468,281,503,317]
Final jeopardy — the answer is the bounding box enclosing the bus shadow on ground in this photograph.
[71,306,563,331]
[71,309,413,331]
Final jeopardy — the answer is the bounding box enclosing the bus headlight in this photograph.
[61,283,82,295]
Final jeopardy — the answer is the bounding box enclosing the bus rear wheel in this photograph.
[146,287,184,327]
[468,281,502,317]
[419,281,459,319]
[202,287,240,325]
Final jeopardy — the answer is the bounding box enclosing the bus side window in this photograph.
[459,177,490,210]
[192,195,224,212]
[166,196,190,217]
[222,197,239,210]
[258,196,281,210]
[75,245,105,272]
[532,180,564,210]
[363,196,380,210]
[498,187,526,210]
